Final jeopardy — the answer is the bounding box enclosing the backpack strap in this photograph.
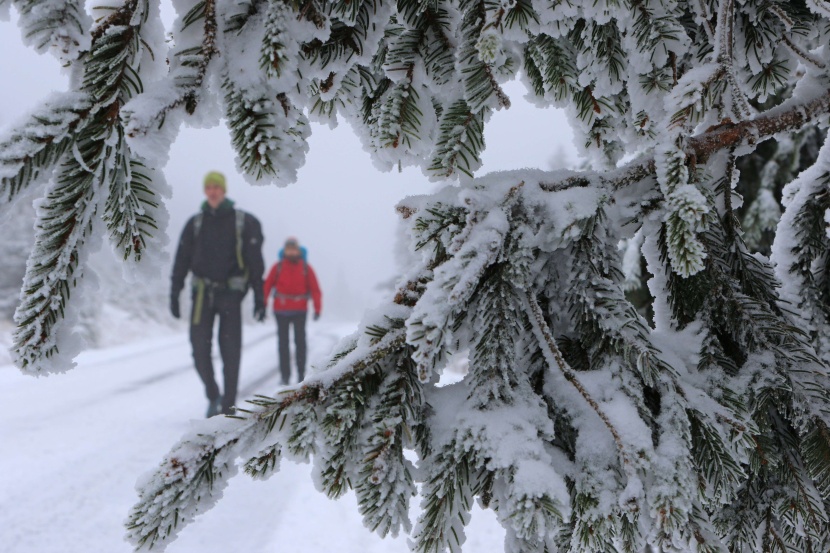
[192,213,203,238]
[234,210,246,271]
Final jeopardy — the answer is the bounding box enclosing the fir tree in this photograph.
[0,200,35,319]
[3,0,830,552]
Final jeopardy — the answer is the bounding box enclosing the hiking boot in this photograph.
[221,404,236,416]
[206,396,223,418]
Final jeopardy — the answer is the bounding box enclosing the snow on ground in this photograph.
[1,320,504,553]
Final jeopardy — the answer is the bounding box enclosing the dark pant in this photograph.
[190,289,243,411]
[275,311,307,384]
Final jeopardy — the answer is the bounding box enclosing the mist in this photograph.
[0,11,578,323]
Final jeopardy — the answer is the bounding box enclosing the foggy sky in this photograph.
[0,10,578,319]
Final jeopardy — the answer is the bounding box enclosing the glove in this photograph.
[313,312,320,321]
[170,292,181,319]
[254,295,267,322]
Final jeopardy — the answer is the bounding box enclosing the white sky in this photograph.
[0,9,578,318]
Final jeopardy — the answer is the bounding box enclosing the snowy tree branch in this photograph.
[539,87,830,199]
[123,0,219,140]
[525,289,634,469]
[687,88,830,164]
[0,92,92,206]
[3,1,830,551]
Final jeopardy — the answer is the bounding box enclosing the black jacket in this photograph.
[171,199,265,300]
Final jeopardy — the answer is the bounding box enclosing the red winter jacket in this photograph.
[263,258,322,314]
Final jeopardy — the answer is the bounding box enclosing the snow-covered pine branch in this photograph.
[121,0,221,162]
[3,0,830,551]
[126,306,420,549]
[131,151,830,551]
[1,0,91,63]
[0,92,91,206]
[8,0,168,373]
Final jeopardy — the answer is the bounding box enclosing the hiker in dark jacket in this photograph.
[171,171,266,417]
[263,237,322,385]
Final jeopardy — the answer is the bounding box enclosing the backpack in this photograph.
[190,209,249,324]
[278,245,308,261]
[193,209,247,271]
[272,254,311,297]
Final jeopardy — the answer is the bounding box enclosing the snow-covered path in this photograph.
[1,321,504,553]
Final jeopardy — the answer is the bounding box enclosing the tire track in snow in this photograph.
[237,366,279,398]
[15,327,278,425]
[100,323,343,411]
[235,325,349,401]
[110,329,275,396]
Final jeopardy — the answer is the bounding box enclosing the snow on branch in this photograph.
[525,288,636,469]
[687,86,830,164]
[3,0,830,551]
[122,0,220,162]
[127,304,417,551]
[5,0,91,63]
[127,159,829,551]
[0,92,92,207]
[538,85,830,203]
[10,0,166,374]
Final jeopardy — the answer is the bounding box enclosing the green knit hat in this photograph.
[203,171,227,191]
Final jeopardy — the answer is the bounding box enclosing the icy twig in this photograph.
[780,35,827,72]
[559,86,830,196]
[525,289,635,470]
[715,0,753,120]
[125,0,219,138]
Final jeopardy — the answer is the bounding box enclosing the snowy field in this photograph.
[1,321,504,553]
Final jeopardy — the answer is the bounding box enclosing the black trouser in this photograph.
[275,311,307,384]
[190,288,243,411]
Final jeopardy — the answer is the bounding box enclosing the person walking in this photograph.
[263,237,322,385]
[170,171,266,417]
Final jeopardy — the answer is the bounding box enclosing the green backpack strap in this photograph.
[192,213,203,238]
[192,278,206,325]
[234,210,246,271]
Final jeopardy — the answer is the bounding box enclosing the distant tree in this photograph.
[622,126,828,320]
[0,202,171,345]
[3,0,830,552]
[87,247,178,343]
[0,200,34,320]
[737,127,827,255]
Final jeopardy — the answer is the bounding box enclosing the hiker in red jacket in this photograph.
[263,237,322,385]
